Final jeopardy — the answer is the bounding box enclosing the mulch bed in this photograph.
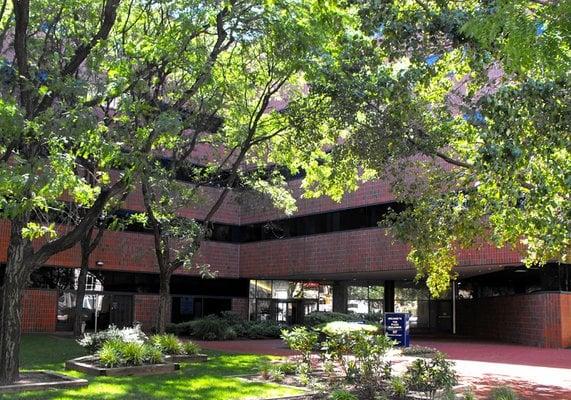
[65,355,180,376]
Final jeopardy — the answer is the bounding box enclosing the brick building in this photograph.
[1,177,570,348]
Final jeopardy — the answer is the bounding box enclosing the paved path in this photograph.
[197,338,571,399]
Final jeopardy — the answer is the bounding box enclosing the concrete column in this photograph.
[332,281,348,313]
[384,280,395,313]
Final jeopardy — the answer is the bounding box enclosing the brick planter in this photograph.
[65,356,180,376]
[0,371,88,394]
[165,354,208,363]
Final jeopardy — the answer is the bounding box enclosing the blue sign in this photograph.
[384,312,410,347]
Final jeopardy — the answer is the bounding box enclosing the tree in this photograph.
[136,0,357,332]
[288,0,570,296]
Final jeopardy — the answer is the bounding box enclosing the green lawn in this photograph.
[1,335,304,400]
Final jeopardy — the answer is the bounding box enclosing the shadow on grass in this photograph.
[1,335,302,400]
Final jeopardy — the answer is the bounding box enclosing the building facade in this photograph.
[1,178,570,348]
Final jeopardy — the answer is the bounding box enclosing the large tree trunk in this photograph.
[0,219,31,385]
[157,270,172,333]
[73,239,90,337]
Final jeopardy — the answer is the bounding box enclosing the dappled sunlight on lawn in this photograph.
[1,335,303,400]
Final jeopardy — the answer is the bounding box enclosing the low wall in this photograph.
[457,292,571,348]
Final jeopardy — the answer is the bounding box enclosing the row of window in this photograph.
[117,201,405,243]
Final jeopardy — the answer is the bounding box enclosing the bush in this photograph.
[150,334,184,355]
[304,312,363,328]
[401,345,439,357]
[275,361,297,375]
[78,324,147,354]
[281,327,319,366]
[320,321,379,336]
[166,314,283,340]
[183,341,201,355]
[404,352,457,400]
[97,339,164,368]
[329,389,358,400]
[488,386,519,400]
[389,376,408,399]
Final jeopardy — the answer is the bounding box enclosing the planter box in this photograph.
[65,356,180,376]
[165,354,208,363]
[0,371,88,394]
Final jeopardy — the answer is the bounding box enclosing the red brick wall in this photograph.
[133,294,162,332]
[457,292,570,348]
[560,293,571,348]
[21,289,58,333]
[231,297,249,320]
[239,228,522,279]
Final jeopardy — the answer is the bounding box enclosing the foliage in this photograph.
[183,341,201,356]
[401,346,440,358]
[97,339,161,368]
[329,389,358,400]
[303,311,364,327]
[167,314,283,341]
[488,386,519,400]
[77,324,147,354]
[320,321,380,336]
[289,0,571,297]
[150,334,184,355]
[10,334,304,400]
[389,376,408,399]
[280,327,319,366]
[404,353,458,400]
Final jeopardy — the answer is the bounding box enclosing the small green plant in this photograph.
[268,366,286,383]
[182,341,200,355]
[329,389,358,400]
[151,334,183,355]
[281,327,318,367]
[389,376,408,399]
[121,341,145,365]
[98,340,122,368]
[463,387,477,400]
[142,344,163,364]
[276,361,297,375]
[404,352,457,400]
[401,345,439,357]
[488,386,519,400]
[259,364,271,380]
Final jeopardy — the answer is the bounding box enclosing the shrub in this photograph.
[401,345,439,358]
[304,311,363,327]
[268,366,285,383]
[182,341,201,355]
[389,376,408,399]
[329,389,358,400]
[488,386,519,400]
[98,340,122,368]
[404,352,457,400]
[142,344,164,364]
[78,324,148,353]
[166,321,193,336]
[281,327,319,366]
[275,361,297,375]
[463,388,477,400]
[150,334,184,355]
[320,321,379,336]
[190,315,228,340]
[121,341,146,366]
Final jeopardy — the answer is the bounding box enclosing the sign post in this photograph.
[384,312,410,347]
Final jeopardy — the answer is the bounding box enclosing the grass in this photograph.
[1,335,305,400]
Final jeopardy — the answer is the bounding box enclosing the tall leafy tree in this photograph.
[289,0,570,296]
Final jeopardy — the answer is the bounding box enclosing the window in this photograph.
[347,284,383,314]
[395,282,429,328]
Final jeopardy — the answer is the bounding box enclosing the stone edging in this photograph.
[65,355,180,376]
[0,370,88,394]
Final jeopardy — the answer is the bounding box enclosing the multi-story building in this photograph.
[1,176,570,348]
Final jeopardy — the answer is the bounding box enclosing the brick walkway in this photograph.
[196,337,571,399]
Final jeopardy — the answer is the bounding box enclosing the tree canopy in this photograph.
[290,0,570,296]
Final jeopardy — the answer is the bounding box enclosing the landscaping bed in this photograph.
[65,355,180,376]
[0,371,88,394]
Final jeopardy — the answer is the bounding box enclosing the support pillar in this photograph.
[384,280,395,313]
[332,281,348,313]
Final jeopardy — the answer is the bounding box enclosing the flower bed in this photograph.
[65,355,179,377]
